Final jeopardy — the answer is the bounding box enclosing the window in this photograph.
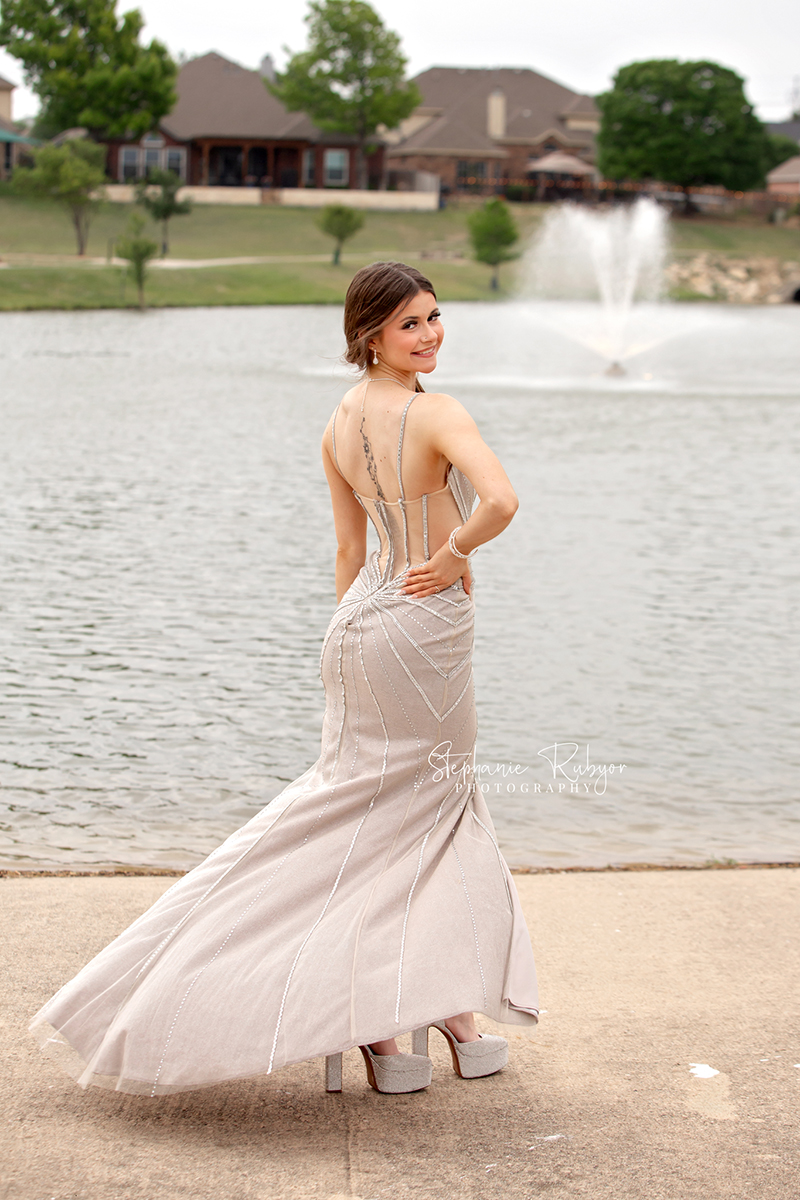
[456,160,487,191]
[120,147,139,182]
[303,148,316,186]
[324,149,348,187]
[142,133,165,148]
[166,148,184,176]
[117,145,186,182]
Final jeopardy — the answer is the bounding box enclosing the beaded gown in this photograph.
[30,388,539,1096]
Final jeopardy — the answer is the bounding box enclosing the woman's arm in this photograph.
[322,424,368,602]
[403,395,518,598]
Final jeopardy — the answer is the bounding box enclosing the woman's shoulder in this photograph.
[330,385,469,422]
[334,382,367,415]
[411,390,472,424]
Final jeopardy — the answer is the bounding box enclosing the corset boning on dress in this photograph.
[354,475,473,582]
[331,391,477,583]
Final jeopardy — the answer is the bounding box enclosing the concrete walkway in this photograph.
[0,251,360,269]
[2,868,799,1199]
[0,251,461,270]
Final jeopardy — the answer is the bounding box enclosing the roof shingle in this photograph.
[388,66,597,160]
[767,154,800,184]
[162,52,360,144]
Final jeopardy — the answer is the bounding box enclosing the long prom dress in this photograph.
[30,390,539,1096]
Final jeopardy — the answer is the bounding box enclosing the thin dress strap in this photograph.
[396,394,416,565]
[396,394,417,500]
[330,404,340,468]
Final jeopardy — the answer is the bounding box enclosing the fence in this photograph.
[450,174,799,216]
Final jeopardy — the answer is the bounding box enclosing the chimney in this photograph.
[259,54,276,83]
[487,88,506,139]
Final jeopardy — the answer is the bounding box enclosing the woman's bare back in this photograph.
[330,380,465,577]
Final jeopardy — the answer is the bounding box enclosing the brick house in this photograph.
[384,66,599,193]
[767,155,800,196]
[106,52,384,189]
[0,73,23,180]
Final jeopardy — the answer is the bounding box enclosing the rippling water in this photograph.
[1,302,799,868]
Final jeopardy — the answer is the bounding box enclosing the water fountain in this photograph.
[520,197,671,374]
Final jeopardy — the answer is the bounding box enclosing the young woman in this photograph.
[31,262,539,1098]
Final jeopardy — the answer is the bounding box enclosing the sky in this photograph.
[2,0,798,124]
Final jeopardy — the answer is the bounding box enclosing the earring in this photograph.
[372,348,379,365]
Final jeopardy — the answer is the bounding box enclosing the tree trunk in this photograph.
[134,261,147,311]
[72,205,89,256]
[333,242,341,266]
[491,264,499,290]
[162,219,169,258]
[681,185,699,216]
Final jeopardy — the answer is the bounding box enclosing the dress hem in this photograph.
[30,1004,537,1097]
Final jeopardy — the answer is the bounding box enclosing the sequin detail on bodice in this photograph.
[331,391,475,584]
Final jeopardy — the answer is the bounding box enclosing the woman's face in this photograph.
[371,291,444,376]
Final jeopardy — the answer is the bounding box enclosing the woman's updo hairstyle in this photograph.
[344,261,436,373]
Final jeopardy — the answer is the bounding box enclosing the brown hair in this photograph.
[343,261,437,374]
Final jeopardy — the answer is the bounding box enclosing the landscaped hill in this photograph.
[0,195,797,310]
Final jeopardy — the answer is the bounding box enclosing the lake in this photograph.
[1,301,798,869]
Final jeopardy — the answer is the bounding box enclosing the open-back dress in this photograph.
[30,385,539,1096]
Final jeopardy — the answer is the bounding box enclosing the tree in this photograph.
[597,60,775,211]
[12,138,106,255]
[135,168,192,256]
[270,0,420,190]
[0,0,176,140]
[468,199,519,291]
[316,203,364,264]
[116,211,158,309]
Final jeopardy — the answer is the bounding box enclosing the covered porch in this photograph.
[0,127,36,181]
[192,139,361,189]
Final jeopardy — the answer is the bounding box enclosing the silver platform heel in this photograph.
[358,1045,432,1093]
[324,1041,433,1093]
[324,1053,342,1092]
[431,1020,508,1078]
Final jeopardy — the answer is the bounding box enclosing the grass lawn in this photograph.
[0,195,545,261]
[0,198,541,308]
[670,218,800,260]
[0,258,509,310]
[1,194,798,309]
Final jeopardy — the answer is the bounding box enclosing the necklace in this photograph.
[360,375,412,412]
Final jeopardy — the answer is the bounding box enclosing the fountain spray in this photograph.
[521,198,670,371]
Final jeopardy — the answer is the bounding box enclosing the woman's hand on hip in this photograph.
[402,547,471,598]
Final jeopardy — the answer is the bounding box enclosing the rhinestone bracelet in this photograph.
[448,526,475,559]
